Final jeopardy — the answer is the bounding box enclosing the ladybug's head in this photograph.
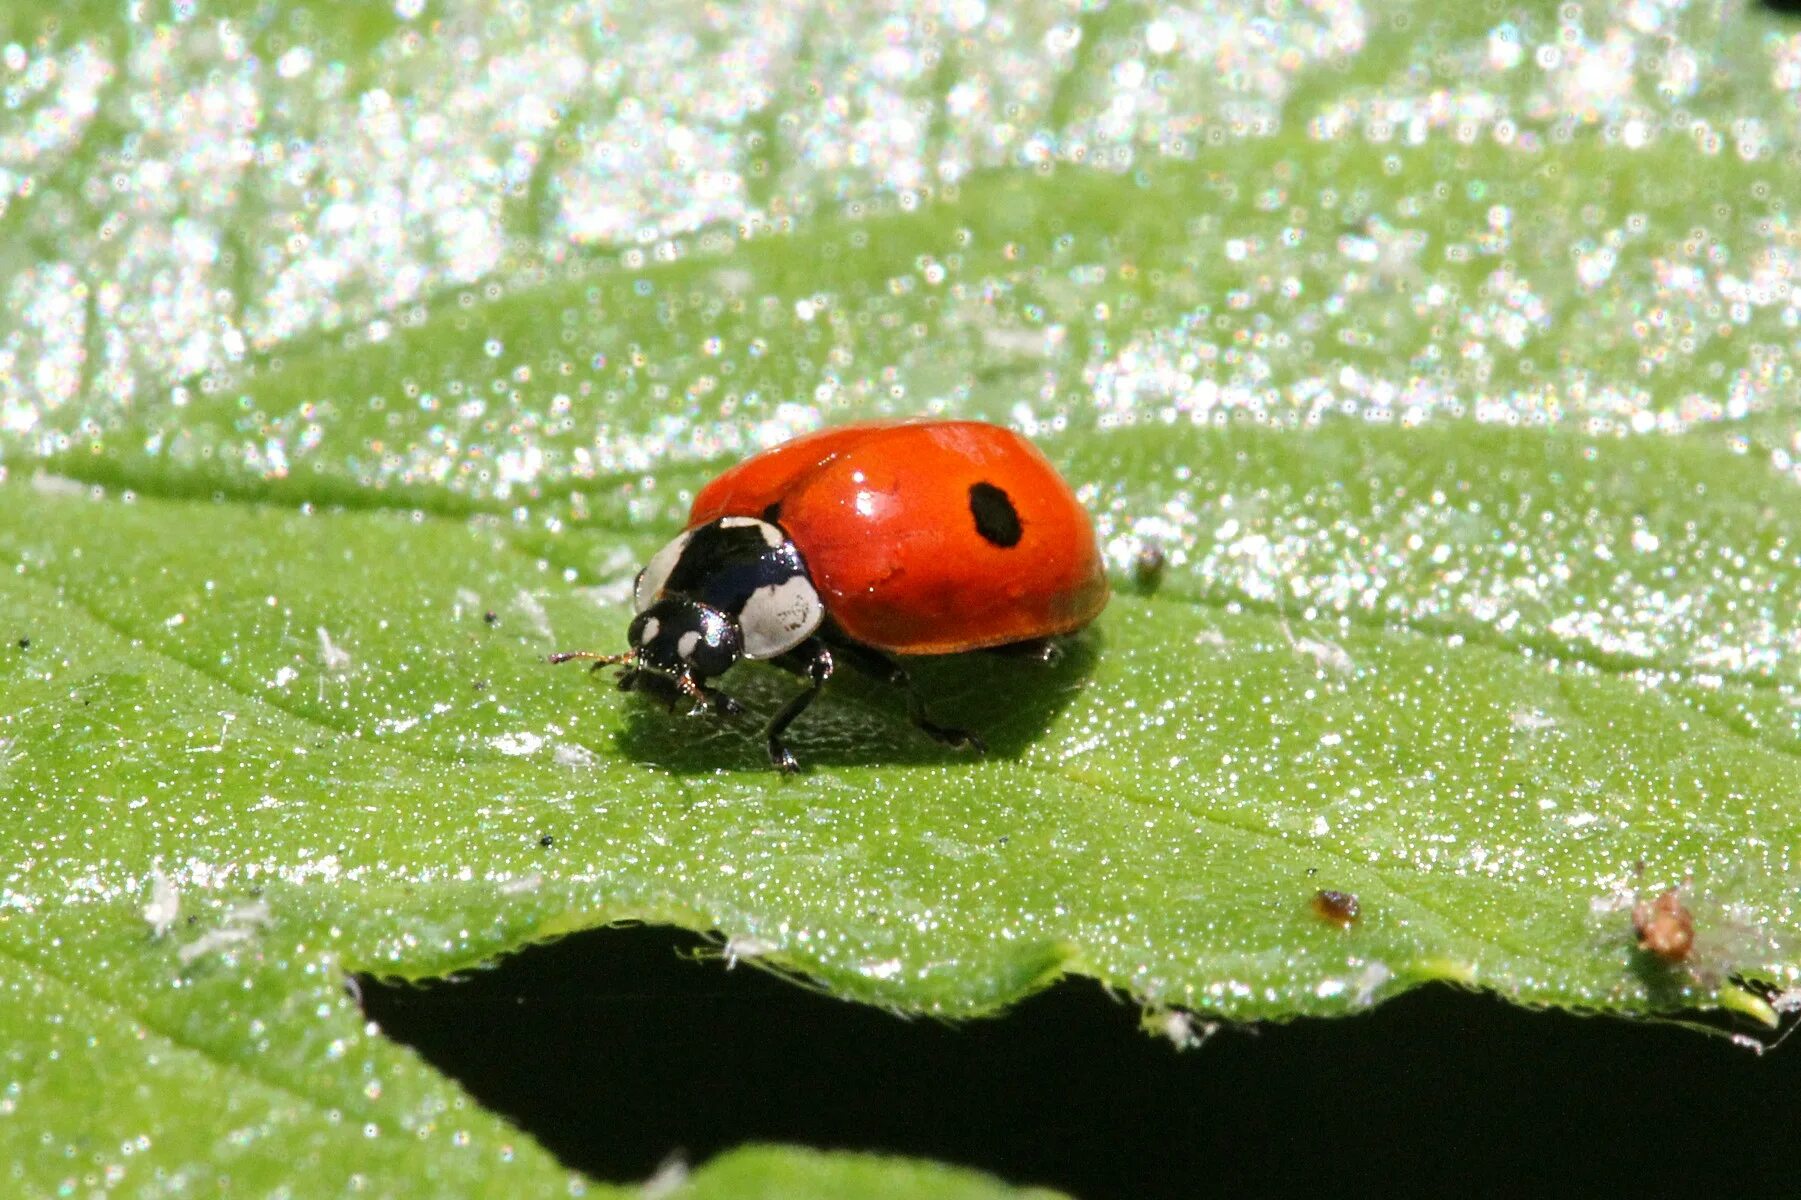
[627,598,744,683]
[553,516,818,689]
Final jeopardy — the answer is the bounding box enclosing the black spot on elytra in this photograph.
[762,501,782,524]
[969,482,1022,548]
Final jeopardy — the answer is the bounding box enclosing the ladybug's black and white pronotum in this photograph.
[629,515,823,681]
[553,419,1109,772]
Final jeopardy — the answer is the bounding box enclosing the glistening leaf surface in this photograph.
[2,0,1800,1196]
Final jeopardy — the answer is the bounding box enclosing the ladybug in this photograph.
[553,419,1109,771]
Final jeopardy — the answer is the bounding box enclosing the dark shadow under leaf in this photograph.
[358,923,1801,1198]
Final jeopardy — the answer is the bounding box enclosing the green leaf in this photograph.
[4,0,1801,1193]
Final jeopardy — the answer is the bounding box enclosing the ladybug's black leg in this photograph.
[764,640,834,773]
[686,677,747,719]
[618,669,744,718]
[824,636,985,755]
[618,668,683,712]
[985,637,1063,666]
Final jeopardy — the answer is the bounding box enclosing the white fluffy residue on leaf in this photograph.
[142,866,180,937]
[1510,708,1557,732]
[512,589,554,641]
[316,626,353,673]
[185,712,236,755]
[856,956,904,981]
[177,899,274,967]
[724,934,778,968]
[1350,960,1392,1007]
[1290,635,1355,676]
[28,471,88,496]
[640,1153,690,1200]
[490,731,544,757]
[1149,1008,1218,1051]
[553,742,599,769]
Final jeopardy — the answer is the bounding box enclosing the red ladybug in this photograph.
[553,419,1108,770]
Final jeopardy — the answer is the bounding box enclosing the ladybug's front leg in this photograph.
[764,640,834,773]
[618,668,683,711]
[689,679,746,718]
[619,669,744,718]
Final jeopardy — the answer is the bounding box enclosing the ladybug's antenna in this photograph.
[547,650,634,667]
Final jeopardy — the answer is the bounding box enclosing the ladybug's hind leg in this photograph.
[985,637,1063,667]
[764,640,835,773]
[825,636,986,756]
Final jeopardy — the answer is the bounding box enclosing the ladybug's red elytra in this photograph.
[553,419,1109,771]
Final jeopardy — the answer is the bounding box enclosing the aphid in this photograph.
[1131,541,1167,594]
[554,419,1109,771]
[1633,887,1696,964]
[1311,889,1361,928]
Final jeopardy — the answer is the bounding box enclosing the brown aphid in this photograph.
[1633,887,1695,964]
[1311,889,1361,928]
[1131,542,1168,594]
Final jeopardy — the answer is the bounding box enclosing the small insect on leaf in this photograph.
[1131,541,1167,594]
[1310,889,1361,928]
[1633,887,1696,964]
